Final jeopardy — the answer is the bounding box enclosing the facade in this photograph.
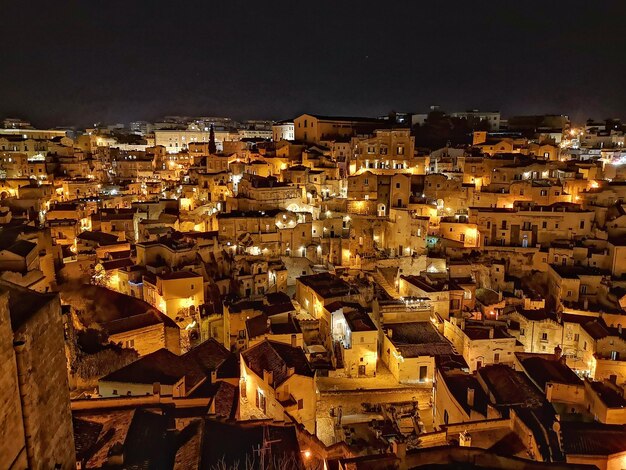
[383,321,458,384]
[293,114,385,144]
[143,271,204,318]
[272,121,295,141]
[444,317,521,372]
[240,340,316,433]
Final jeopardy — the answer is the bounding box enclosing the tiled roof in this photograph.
[440,370,489,416]
[77,230,119,245]
[515,308,559,322]
[242,340,313,387]
[478,364,545,407]
[344,309,376,332]
[561,421,626,456]
[518,355,582,388]
[4,239,36,257]
[297,272,352,298]
[101,348,200,386]
[101,338,233,388]
[388,322,455,358]
[103,309,178,335]
[588,381,626,408]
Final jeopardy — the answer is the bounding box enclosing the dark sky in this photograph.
[2,1,626,127]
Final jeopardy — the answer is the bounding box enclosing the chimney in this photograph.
[459,430,472,447]
[489,328,494,339]
[467,388,475,407]
[263,370,273,386]
[390,439,406,460]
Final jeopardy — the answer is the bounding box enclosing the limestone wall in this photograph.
[12,294,76,468]
[0,293,27,468]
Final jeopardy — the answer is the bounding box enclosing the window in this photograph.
[581,285,587,294]
[540,190,547,196]
[396,183,401,189]
[298,399,304,410]
[113,389,118,395]
[494,353,500,363]
[256,389,266,413]
[574,333,579,341]
[443,410,449,425]
[460,234,465,242]
[125,339,135,348]
[580,221,585,229]
[191,284,194,290]
[419,366,428,382]
[364,178,369,185]
[397,146,405,155]
[486,221,491,229]
[542,221,547,229]
[520,328,525,336]
[583,341,587,351]
[541,332,548,342]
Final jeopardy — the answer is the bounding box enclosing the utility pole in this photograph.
[253,425,281,470]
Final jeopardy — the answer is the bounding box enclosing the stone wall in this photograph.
[12,292,76,468]
[0,292,27,468]
[109,323,180,356]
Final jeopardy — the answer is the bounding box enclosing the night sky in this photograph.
[2,1,626,127]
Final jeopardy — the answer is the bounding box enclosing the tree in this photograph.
[209,124,217,154]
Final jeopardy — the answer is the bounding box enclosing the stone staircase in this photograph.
[373,271,401,299]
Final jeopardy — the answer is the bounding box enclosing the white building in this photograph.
[272,121,295,141]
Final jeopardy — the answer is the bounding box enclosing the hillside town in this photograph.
[4,110,626,470]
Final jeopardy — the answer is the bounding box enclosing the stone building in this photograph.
[0,281,75,468]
